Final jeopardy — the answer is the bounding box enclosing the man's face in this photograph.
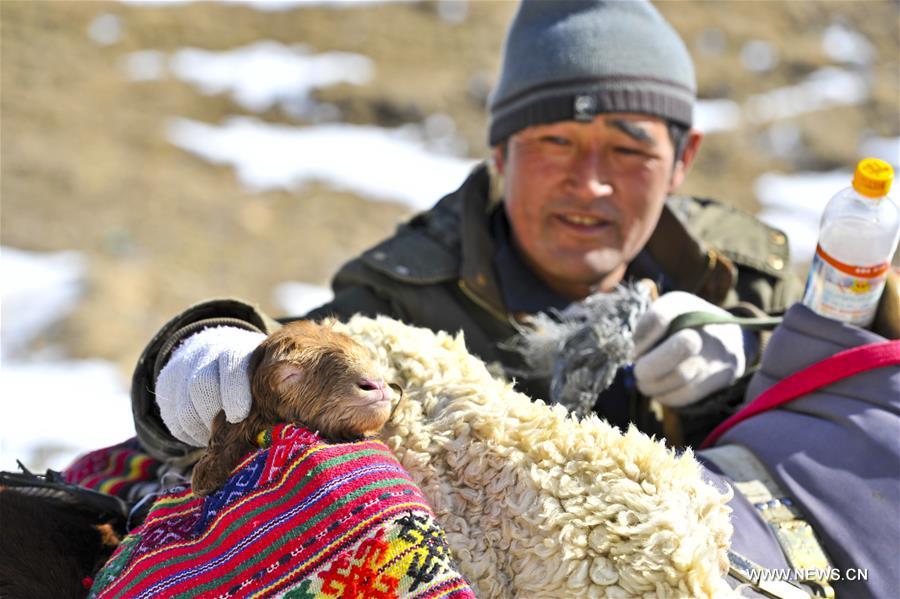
[495,113,701,300]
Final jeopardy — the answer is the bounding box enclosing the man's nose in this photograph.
[569,149,613,199]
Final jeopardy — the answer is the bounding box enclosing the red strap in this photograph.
[700,340,900,449]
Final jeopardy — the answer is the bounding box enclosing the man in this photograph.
[133,0,800,462]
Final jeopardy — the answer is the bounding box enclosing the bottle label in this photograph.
[802,245,890,326]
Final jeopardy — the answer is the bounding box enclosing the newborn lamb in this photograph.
[192,319,395,496]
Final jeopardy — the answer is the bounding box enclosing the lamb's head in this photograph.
[250,320,396,440]
[192,320,397,497]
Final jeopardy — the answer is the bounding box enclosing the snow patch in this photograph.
[755,171,853,266]
[273,282,334,316]
[168,42,373,116]
[166,116,476,210]
[1,247,133,472]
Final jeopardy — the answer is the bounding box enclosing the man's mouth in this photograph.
[556,213,613,231]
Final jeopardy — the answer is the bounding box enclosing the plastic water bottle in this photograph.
[802,158,899,327]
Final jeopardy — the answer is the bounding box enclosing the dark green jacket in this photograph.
[133,163,802,461]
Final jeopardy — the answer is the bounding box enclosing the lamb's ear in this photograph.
[273,362,304,392]
[249,340,300,396]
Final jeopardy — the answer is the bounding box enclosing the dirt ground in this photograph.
[2,0,898,377]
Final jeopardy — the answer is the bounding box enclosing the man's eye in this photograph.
[613,146,646,156]
[540,135,572,146]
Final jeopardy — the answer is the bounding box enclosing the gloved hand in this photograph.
[156,326,267,447]
[632,292,746,407]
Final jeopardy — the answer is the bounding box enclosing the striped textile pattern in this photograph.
[89,424,473,598]
[63,438,163,500]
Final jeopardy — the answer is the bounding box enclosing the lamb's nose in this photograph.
[358,378,385,394]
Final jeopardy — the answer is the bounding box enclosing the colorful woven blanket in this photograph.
[63,437,163,503]
[89,424,473,598]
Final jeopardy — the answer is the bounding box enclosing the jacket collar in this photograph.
[458,164,508,319]
[644,204,736,305]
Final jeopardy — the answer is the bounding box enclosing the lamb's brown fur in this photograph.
[191,320,395,496]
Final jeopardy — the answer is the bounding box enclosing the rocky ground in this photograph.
[2,0,898,378]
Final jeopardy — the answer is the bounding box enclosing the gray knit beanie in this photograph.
[488,0,695,146]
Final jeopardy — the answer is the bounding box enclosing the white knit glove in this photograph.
[155,326,266,447]
[632,292,746,407]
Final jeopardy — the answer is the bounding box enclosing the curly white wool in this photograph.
[336,315,735,599]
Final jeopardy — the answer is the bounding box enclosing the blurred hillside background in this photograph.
[2,0,899,470]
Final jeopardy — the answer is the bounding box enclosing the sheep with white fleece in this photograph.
[335,314,735,599]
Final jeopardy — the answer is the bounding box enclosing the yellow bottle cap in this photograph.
[852,158,894,198]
